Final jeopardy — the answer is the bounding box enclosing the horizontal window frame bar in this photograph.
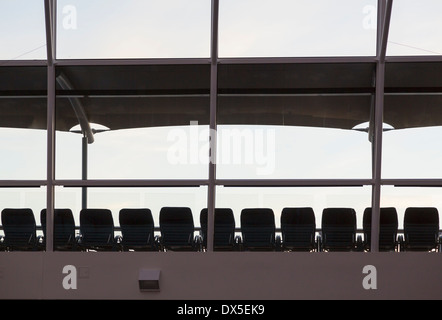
[54,180,210,188]
[0,181,47,188]
[216,179,374,187]
[3,179,442,188]
[0,91,47,97]
[2,56,442,68]
[385,55,442,63]
[53,58,212,66]
[55,179,376,188]
[218,87,375,95]
[382,179,442,187]
[55,89,210,97]
[0,60,48,67]
[5,88,442,98]
[217,57,378,64]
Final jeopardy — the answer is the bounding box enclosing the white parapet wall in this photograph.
[0,251,441,300]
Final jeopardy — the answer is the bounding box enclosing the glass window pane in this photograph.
[383,62,442,178]
[56,0,211,59]
[0,188,47,251]
[387,0,442,56]
[217,63,373,179]
[381,186,442,230]
[0,67,47,180]
[0,188,46,220]
[0,126,47,180]
[219,0,377,58]
[54,186,207,251]
[55,64,210,179]
[216,186,372,231]
[55,186,207,227]
[0,0,46,60]
[57,125,210,179]
[216,124,372,179]
[382,124,442,179]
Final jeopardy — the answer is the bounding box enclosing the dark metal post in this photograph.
[371,0,393,252]
[82,135,88,209]
[44,0,56,252]
[207,0,220,252]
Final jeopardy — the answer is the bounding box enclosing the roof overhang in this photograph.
[1,59,442,132]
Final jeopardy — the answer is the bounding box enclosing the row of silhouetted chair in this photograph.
[202,207,440,252]
[0,207,440,252]
[0,208,43,251]
[0,207,200,252]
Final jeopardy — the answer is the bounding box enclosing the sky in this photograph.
[2,0,442,231]
[2,0,442,60]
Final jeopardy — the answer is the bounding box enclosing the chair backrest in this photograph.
[403,207,439,251]
[119,208,155,250]
[281,207,316,251]
[159,207,195,250]
[200,208,236,250]
[41,209,76,250]
[321,208,357,251]
[1,208,38,251]
[363,207,398,251]
[79,209,115,249]
[240,208,276,251]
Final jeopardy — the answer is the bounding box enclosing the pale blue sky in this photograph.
[2,0,442,60]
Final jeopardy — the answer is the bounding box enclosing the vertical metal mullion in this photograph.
[371,62,384,253]
[46,65,56,252]
[53,0,57,60]
[207,0,219,252]
[376,0,385,58]
[82,136,88,209]
[45,0,56,252]
[371,0,393,253]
